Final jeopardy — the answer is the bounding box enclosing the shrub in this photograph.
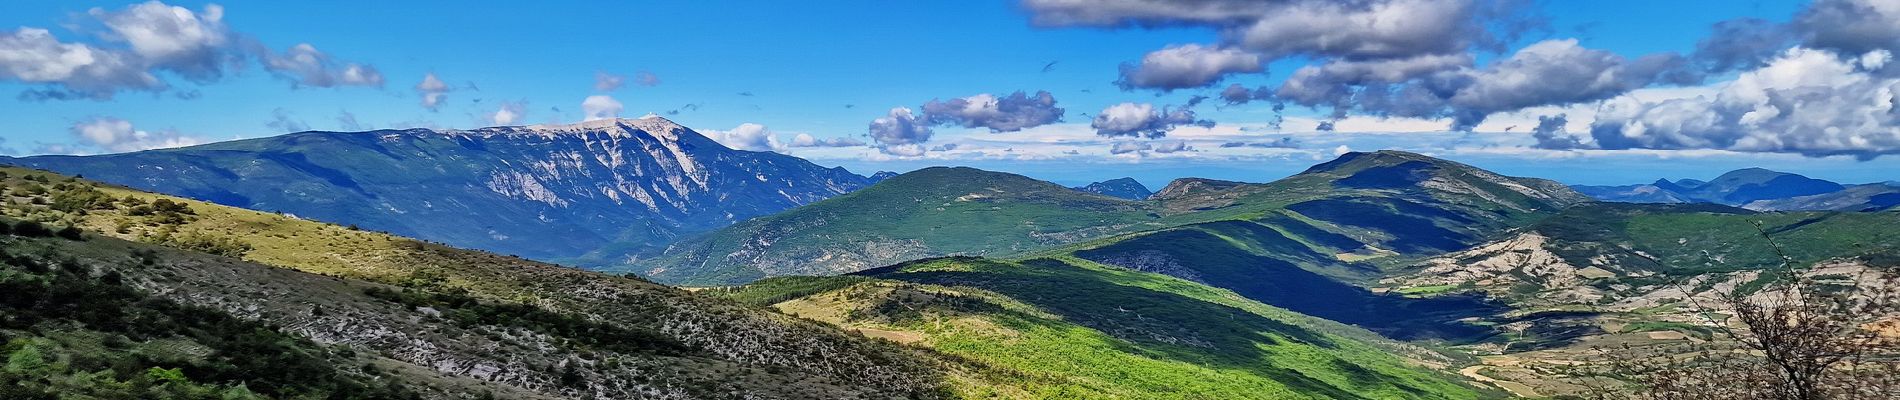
[1576,222,1900,399]
[54,226,84,241]
[12,221,52,237]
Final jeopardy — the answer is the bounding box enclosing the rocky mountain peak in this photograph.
[1152,178,1247,201]
[1074,177,1155,200]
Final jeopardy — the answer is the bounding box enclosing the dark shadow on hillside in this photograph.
[863,257,1417,400]
[1075,228,1503,342]
[1286,198,1473,253]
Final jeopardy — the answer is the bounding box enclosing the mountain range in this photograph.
[643,150,1589,286]
[4,118,1896,398]
[1572,167,1900,211]
[0,162,1493,399]
[0,116,876,262]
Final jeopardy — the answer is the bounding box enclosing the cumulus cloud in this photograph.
[1152,141,1190,153]
[868,107,932,155]
[1022,0,1511,61]
[1444,39,1691,129]
[789,133,866,148]
[1116,44,1261,90]
[91,1,235,82]
[709,123,783,152]
[1233,0,1494,60]
[491,100,527,125]
[1528,114,1583,150]
[261,43,384,88]
[1091,102,1212,138]
[1219,83,1269,105]
[2,28,164,100]
[265,107,307,132]
[1794,0,1900,56]
[1275,39,1689,130]
[594,71,624,91]
[1,1,246,100]
[1692,18,1793,74]
[68,117,203,153]
[415,72,450,110]
[1021,0,1717,131]
[1569,47,1900,158]
[920,91,1065,132]
[1108,141,1151,154]
[634,70,660,87]
[581,95,623,121]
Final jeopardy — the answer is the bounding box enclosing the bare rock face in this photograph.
[4,116,875,261]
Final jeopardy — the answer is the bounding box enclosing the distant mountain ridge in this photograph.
[1571,168,1898,211]
[642,150,1591,287]
[639,166,1155,284]
[1071,177,1153,200]
[1,116,875,261]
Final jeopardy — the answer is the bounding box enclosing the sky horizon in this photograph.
[4,0,1898,186]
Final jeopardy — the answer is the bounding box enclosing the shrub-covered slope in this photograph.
[0,166,950,399]
[643,151,1588,286]
[719,256,1499,400]
[641,167,1157,284]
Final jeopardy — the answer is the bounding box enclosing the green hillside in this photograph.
[639,167,1160,284]
[719,256,1498,400]
[639,151,1591,287]
[0,166,952,398]
[1375,203,1900,396]
[892,151,1590,341]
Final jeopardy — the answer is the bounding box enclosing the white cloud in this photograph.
[415,72,451,111]
[581,95,623,121]
[68,117,204,153]
[90,1,232,82]
[1091,102,1210,137]
[634,70,660,87]
[919,91,1065,132]
[1152,141,1190,153]
[491,100,527,125]
[1575,47,1900,158]
[1117,44,1262,90]
[789,133,866,147]
[261,43,384,88]
[1,28,163,100]
[3,1,377,99]
[708,123,783,152]
[1109,141,1152,154]
[594,71,625,91]
[868,106,932,155]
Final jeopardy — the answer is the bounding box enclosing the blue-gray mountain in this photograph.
[0,116,877,261]
[1071,177,1153,200]
[1572,167,1899,211]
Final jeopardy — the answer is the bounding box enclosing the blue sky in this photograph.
[3,0,1897,187]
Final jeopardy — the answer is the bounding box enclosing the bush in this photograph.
[12,221,53,237]
[150,199,194,215]
[54,226,83,241]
